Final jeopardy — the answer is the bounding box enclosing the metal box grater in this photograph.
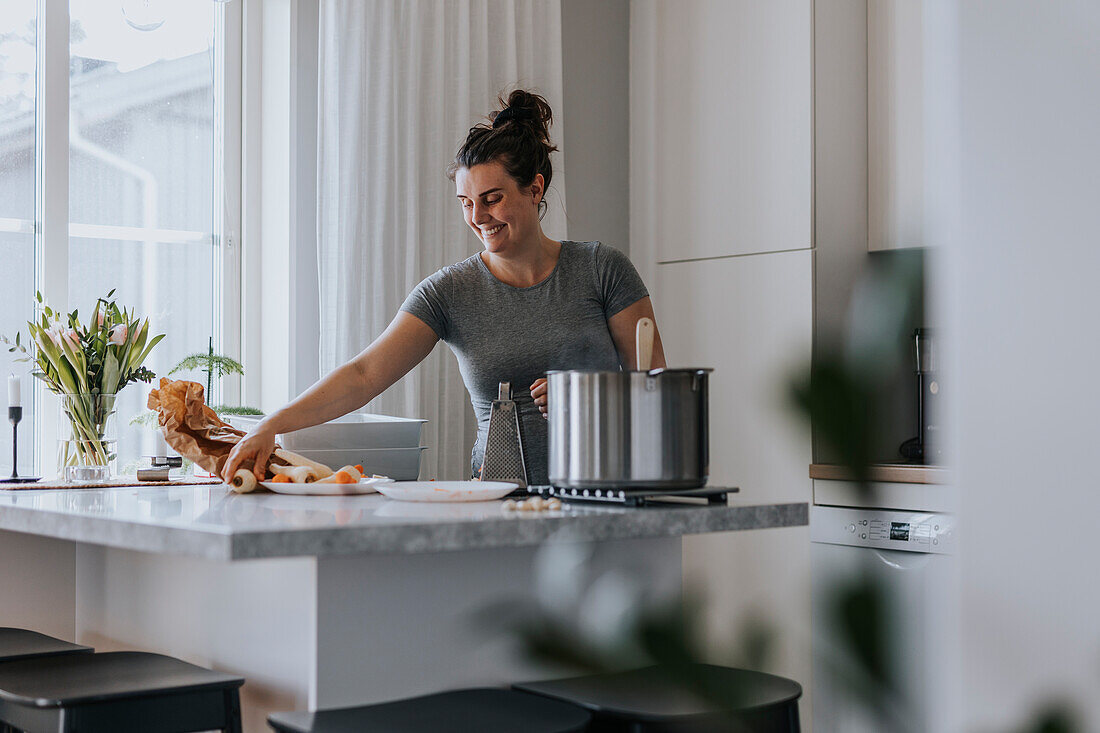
[480,381,528,488]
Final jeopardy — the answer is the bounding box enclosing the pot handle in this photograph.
[644,367,714,378]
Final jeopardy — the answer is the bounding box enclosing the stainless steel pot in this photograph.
[547,368,712,489]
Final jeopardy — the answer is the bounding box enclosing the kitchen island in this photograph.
[0,484,806,731]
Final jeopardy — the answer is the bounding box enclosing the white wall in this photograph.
[560,0,630,254]
[631,0,815,722]
[944,2,1100,730]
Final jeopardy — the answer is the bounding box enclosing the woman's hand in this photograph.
[531,377,549,418]
[221,425,278,483]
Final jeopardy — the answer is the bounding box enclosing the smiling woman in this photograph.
[225,90,666,487]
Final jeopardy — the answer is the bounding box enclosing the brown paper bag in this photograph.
[147,378,287,478]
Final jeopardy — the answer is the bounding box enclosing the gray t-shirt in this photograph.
[400,241,649,484]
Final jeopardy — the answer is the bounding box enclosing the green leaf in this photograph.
[102,351,120,394]
[169,353,213,374]
[170,351,245,378]
[132,333,164,374]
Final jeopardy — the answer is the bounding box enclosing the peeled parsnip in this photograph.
[273,449,334,479]
[229,469,258,494]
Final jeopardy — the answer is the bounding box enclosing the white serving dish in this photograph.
[292,447,428,481]
[375,481,517,503]
[228,413,426,450]
[259,476,394,496]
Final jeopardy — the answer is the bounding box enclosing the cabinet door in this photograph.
[867,0,925,251]
[631,1,812,264]
[653,249,814,716]
[653,250,812,501]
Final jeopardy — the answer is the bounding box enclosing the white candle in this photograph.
[7,374,19,408]
[154,429,167,459]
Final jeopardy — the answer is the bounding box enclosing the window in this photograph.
[0,0,41,476]
[0,0,238,476]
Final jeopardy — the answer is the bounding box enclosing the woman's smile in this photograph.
[480,223,505,240]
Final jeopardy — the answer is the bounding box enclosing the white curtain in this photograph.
[317,0,567,479]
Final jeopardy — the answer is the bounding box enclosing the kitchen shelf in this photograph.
[809,463,949,485]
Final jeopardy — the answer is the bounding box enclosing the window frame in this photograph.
[25,0,243,469]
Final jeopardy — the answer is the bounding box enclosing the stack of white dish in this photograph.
[228,414,427,480]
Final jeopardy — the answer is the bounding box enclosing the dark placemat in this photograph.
[0,477,223,491]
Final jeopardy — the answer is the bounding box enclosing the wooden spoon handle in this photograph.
[635,317,654,371]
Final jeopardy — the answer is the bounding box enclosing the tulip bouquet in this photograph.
[3,290,164,476]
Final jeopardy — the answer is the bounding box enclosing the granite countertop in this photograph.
[0,484,807,561]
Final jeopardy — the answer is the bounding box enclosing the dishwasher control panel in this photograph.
[810,505,955,554]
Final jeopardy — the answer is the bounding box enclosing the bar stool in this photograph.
[0,651,244,733]
[268,687,591,733]
[0,628,93,663]
[514,664,802,732]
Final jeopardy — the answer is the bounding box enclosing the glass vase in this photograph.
[57,393,118,483]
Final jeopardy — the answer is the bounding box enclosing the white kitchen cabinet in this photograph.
[653,250,812,499]
[867,0,926,251]
[630,0,812,267]
[652,249,814,717]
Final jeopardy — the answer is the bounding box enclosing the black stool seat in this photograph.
[0,628,92,663]
[0,651,244,733]
[514,664,802,732]
[268,687,591,733]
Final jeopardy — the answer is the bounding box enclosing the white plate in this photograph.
[375,481,517,502]
[259,477,394,496]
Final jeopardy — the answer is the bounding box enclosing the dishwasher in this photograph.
[811,504,956,732]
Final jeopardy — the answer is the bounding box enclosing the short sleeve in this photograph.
[593,243,649,318]
[400,269,451,340]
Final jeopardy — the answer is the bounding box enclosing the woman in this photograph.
[223,90,666,485]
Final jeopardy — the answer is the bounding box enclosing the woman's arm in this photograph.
[607,296,667,370]
[222,312,439,481]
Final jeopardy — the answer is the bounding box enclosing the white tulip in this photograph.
[108,324,128,346]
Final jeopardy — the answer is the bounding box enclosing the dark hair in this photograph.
[448,89,558,216]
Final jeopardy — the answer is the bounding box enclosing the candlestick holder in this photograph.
[2,406,41,484]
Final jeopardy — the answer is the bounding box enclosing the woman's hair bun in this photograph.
[449,88,559,218]
[490,89,554,142]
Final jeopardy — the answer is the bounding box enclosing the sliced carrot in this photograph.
[354,464,364,474]
[270,474,291,483]
[333,470,356,484]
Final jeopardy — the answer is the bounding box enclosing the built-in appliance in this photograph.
[811,503,955,732]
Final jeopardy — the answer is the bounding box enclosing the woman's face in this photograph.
[455,161,543,255]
